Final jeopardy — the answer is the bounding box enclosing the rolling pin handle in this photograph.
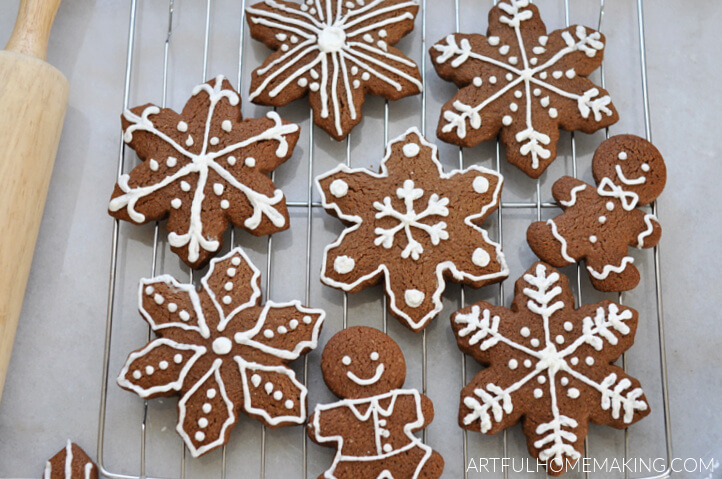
[5,0,63,60]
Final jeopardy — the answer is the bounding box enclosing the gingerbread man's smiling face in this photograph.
[592,134,666,206]
[321,326,406,399]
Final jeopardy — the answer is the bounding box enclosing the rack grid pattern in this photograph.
[97,1,673,477]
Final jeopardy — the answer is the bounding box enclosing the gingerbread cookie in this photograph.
[308,326,444,478]
[109,75,300,269]
[246,0,422,141]
[117,248,325,457]
[316,127,507,331]
[43,441,98,479]
[527,134,665,292]
[452,263,650,475]
[430,0,618,178]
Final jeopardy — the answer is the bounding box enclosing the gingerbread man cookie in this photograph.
[117,248,325,457]
[452,263,650,476]
[430,0,618,177]
[109,75,300,269]
[527,134,665,292]
[246,0,422,141]
[316,127,508,331]
[43,441,98,479]
[308,326,444,478]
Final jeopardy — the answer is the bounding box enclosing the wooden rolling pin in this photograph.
[0,0,68,402]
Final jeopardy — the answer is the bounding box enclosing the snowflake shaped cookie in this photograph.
[246,0,423,141]
[109,75,300,269]
[452,263,649,475]
[430,0,618,178]
[316,127,508,331]
[117,248,325,457]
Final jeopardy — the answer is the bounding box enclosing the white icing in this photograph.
[404,289,425,308]
[589,235,597,243]
[546,218,576,264]
[636,213,658,248]
[431,13,610,172]
[520,327,530,337]
[559,184,586,207]
[334,255,355,274]
[347,363,385,386]
[370,351,380,361]
[402,143,420,157]
[244,157,256,167]
[641,162,650,172]
[587,256,634,280]
[212,337,233,355]
[222,120,232,132]
[213,183,224,195]
[329,179,349,198]
[508,359,518,370]
[473,175,489,194]
[342,355,352,366]
[618,151,627,160]
[112,77,298,263]
[614,164,646,186]
[177,121,188,132]
[247,0,422,138]
[316,127,508,331]
[472,248,490,267]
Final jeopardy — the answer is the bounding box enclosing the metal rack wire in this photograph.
[97,0,673,477]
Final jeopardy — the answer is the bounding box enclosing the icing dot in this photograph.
[510,102,518,112]
[533,388,543,398]
[514,90,523,99]
[245,157,256,168]
[585,356,595,366]
[363,33,373,43]
[530,338,540,347]
[567,388,580,399]
[488,36,500,46]
[298,78,308,87]
[508,56,518,65]
[265,382,274,394]
[402,143,420,157]
[589,235,598,243]
[232,257,241,266]
[251,374,262,387]
[145,366,154,375]
[472,248,490,267]
[565,69,576,79]
[598,216,607,224]
[303,315,312,324]
[227,156,236,166]
[499,45,510,55]
[167,157,178,167]
[309,82,320,92]
[563,321,573,331]
[212,337,232,355]
[342,356,351,366]
[149,159,159,171]
[351,66,359,75]
[334,255,355,274]
[179,310,190,321]
[222,120,232,132]
[520,327,530,337]
[549,108,558,118]
[154,294,164,305]
[168,303,178,313]
[502,115,512,126]
[570,357,579,366]
[275,33,287,41]
[555,335,565,344]
[285,400,294,409]
[330,179,349,198]
[641,163,650,172]
[277,326,287,334]
[185,136,194,147]
[145,286,154,295]
[220,200,230,209]
[310,69,319,80]
[505,72,513,81]
[539,72,548,80]
[383,444,392,453]
[264,329,274,338]
[281,44,289,52]
[530,57,538,65]
[537,375,546,384]
[206,389,217,399]
[159,361,169,370]
[561,377,569,386]
[132,370,141,379]
[473,176,490,194]
[540,97,550,107]
[362,72,370,81]
[377,40,388,51]
[273,391,283,400]
[213,183,224,196]
[222,295,232,304]
[539,36,549,45]
[177,121,188,132]
[553,71,563,79]
[523,359,532,368]
[291,35,299,43]
[508,359,518,370]
[171,198,182,209]
[404,289,425,308]
[289,319,299,329]
[195,431,205,442]
[198,418,208,428]
[203,403,212,413]
[174,354,184,364]
[181,181,191,192]
[606,201,615,211]
[618,151,628,160]
[489,76,497,84]
[210,137,219,145]
[533,88,541,97]
[472,76,482,87]
[353,79,361,89]
[370,351,380,361]
[224,281,233,291]
[227,267,236,277]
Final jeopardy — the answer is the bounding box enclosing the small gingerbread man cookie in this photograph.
[308,326,444,479]
[527,134,666,291]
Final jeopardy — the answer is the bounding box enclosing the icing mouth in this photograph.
[615,164,646,186]
[346,363,385,386]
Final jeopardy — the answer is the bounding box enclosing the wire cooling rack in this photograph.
[97,0,673,477]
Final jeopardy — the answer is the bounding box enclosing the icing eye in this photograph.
[641,162,650,172]
[342,356,351,366]
[618,151,628,160]
[370,352,380,361]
